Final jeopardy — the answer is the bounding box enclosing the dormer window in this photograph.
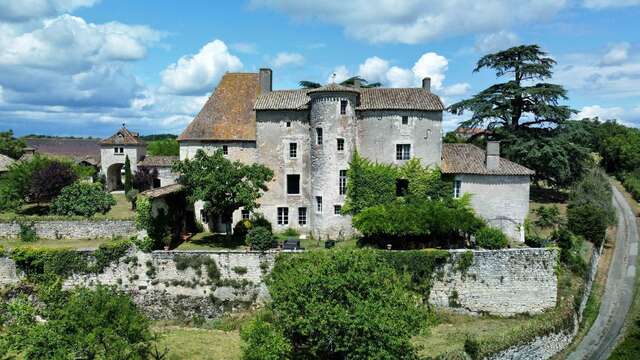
[340,100,347,115]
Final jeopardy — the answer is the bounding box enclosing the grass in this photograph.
[0,237,113,250]
[153,325,241,360]
[0,193,135,222]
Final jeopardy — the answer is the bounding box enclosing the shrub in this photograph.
[51,183,115,217]
[125,189,139,210]
[254,249,427,359]
[124,155,133,192]
[464,336,481,360]
[281,227,299,237]
[132,167,159,192]
[552,227,588,276]
[533,205,562,230]
[29,161,78,204]
[233,219,253,240]
[475,227,509,249]
[250,213,272,233]
[567,203,608,247]
[240,318,292,360]
[525,233,548,248]
[622,172,640,201]
[246,227,273,251]
[18,221,37,243]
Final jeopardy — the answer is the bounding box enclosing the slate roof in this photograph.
[24,138,101,161]
[441,144,535,176]
[0,154,15,172]
[178,73,260,141]
[138,155,178,167]
[307,83,361,94]
[140,183,184,199]
[254,88,444,111]
[100,127,145,146]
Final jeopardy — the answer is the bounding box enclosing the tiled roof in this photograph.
[138,155,178,167]
[307,83,361,94]
[442,144,534,176]
[100,127,144,146]
[25,138,101,161]
[178,73,260,141]
[0,154,14,172]
[140,183,184,199]
[254,87,444,111]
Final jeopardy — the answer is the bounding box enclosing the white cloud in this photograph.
[271,52,304,68]
[584,0,640,8]
[358,56,389,84]
[0,0,99,22]
[250,0,567,44]
[601,42,630,66]
[474,31,520,54]
[576,105,625,120]
[412,52,448,90]
[327,65,350,83]
[385,66,414,87]
[443,83,472,97]
[231,42,258,54]
[160,40,242,95]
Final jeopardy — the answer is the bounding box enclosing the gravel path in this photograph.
[567,186,638,360]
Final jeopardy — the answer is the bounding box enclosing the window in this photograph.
[200,209,209,224]
[114,147,124,155]
[396,144,411,160]
[339,170,347,195]
[277,207,289,225]
[334,205,342,215]
[286,121,291,128]
[298,207,307,225]
[453,180,462,199]
[287,174,300,195]
[396,179,409,196]
[316,128,323,145]
[222,145,228,155]
[401,115,408,125]
[340,100,348,115]
[153,178,161,188]
[241,209,250,220]
[337,138,344,151]
[289,142,297,158]
[316,196,322,213]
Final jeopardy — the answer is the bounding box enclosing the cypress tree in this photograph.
[123,155,132,192]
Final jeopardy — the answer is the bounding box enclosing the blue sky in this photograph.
[0,0,638,137]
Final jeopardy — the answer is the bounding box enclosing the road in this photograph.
[567,185,638,360]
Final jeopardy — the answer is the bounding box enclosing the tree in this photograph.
[0,285,154,359]
[449,45,574,133]
[123,155,133,192]
[51,183,116,217]
[298,76,382,89]
[133,167,159,192]
[147,139,179,156]
[173,149,274,235]
[0,130,26,159]
[29,161,77,204]
[247,249,426,359]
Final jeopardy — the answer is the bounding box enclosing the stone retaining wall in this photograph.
[0,220,136,239]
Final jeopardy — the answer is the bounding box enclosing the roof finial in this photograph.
[122,123,126,128]
[331,73,336,83]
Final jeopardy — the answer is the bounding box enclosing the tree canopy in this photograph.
[147,139,179,156]
[173,149,273,234]
[0,130,26,159]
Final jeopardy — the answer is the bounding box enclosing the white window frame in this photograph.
[277,207,289,225]
[453,180,462,199]
[298,207,307,226]
[396,144,411,161]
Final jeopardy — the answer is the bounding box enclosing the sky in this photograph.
[0,0,638,138]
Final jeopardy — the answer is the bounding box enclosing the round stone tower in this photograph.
[307,84,359,238]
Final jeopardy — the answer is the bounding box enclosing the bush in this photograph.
[51,183,115,217]
[233,219,253,240]
[475,227,509,249]
[567,203,608,247]
[246,227,273,251]
[533,205,562,230]
[240,318,292,360]
[282,227,299,237]
[18,221,37,242]
[250,213,272,233]
[252,249,427,359]
[28,161,78,204]
[525,233,548,248]
[552,227,588,276]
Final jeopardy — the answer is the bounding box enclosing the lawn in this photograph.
[154,325,241,360]
[0,193,135,221]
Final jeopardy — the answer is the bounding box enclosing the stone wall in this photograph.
[0,220,136,240]
[429,248,558,316]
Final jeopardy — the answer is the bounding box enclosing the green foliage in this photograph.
[232,266,248,275]
[567,168,615,246]
[29,161,78,203]
[51,182,116,217]
[552,227,587,276]
[93,239,131,273]
[175,255,220,283]
[240,318,292,360]
[622,172,640,201]
[250,213,273,233]
[379,249,450,299]
[147,139,180,156]
[0,285,153,359]
[134,196,169,250]
[298,76,381,89]
[533,205,562,230]
[0,155,53,211]
[464,337,481,360]
[609,318,640,359]
[173,149,274,234]
[255,249,427,359]
[124,155,133,192]
[475,227,509,249]
[281,228,299,237]
[352,196,485,248]
[18,221,37,242]
[10,247,89,283]
[456,251,474,273]
[0,130,26,159]
[246,227,273,251]
[126,189,139,210]
[233,219,253,240]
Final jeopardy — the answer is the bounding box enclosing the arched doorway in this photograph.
[106,163,124,191]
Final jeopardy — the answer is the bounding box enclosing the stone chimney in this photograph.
[259,68,272,93]
[486,141,500,170]
[422,77,431,92]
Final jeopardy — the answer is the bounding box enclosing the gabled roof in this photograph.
[442,144,534,176]
[178,73,260,141]
[0,154,15,172]
[25,138,101,161]
[100,127,144,146]
[254,88,444,111]
[307,83,361,95]
[138,155,178,167]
